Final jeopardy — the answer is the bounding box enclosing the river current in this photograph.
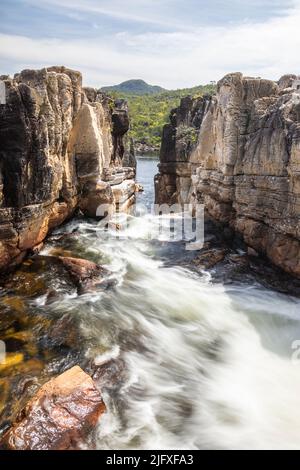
[2,156,300,449]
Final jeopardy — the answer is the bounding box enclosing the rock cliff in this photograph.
[156,73,300,277]
[0,66,135,271]
[155,94,211,205]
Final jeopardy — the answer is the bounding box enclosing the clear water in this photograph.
[4,156,300,449]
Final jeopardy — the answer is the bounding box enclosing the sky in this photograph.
[0,0,300,89]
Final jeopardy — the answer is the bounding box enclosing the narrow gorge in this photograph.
[1,67,300,451]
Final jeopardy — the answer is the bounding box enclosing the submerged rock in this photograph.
[58,256,109,294]
[193,248,227,269]
[1,366,106,450]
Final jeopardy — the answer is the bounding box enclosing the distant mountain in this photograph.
[101,79,217,151]
[101,79,166,95]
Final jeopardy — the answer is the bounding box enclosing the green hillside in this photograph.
[107,83,216,151]
[101,79,165,96]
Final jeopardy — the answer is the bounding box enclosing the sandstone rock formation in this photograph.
[156,73,300,277]
[1,366,106,450]
[111,98,130,164]
[0,66,135,271]
[155,95,211,205]
[123,137,137,170]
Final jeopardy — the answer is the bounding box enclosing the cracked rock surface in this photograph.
[156,73,300,277]
[0,66,134,271]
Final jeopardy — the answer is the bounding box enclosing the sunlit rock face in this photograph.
[0,66,134,271]
[156,72,300,277]
[1,366,106,450]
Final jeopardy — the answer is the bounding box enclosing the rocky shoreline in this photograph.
[2,67,300,450]
[0,66,138,449]
[0,66,137,273]
[134,142,160,156]
[155,73,300,278]
[0,238,125,449]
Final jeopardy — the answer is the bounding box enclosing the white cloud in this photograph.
[23,0,187,30]
[1,2,300,88]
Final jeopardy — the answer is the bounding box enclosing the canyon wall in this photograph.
[0,66,135,271]
[155,95,211,205]
[156,73,300,277]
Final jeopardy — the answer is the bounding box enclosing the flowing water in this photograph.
[1,156,300,449]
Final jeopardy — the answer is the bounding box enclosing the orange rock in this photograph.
[1,366,106,450]
[58,256,107,291]
[0,67,131,272]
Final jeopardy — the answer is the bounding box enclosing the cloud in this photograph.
[22,0,188,30]
[1,1,300,88]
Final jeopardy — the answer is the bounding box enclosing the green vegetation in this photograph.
[106,82,216,150]
[101,79,165,95]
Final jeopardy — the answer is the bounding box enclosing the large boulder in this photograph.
[1,366,106,450]
[58,256,108,293]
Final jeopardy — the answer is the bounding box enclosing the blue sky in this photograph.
[0,0,299,88]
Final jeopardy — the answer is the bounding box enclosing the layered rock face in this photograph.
[155,95,211,205]
[0,66,135,271]
[156,73,300,277]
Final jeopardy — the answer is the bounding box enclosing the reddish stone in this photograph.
[58,256,108,293]
[1,366,106,450]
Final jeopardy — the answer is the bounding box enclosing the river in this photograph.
[1,156,300,449]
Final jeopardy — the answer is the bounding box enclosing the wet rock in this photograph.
[1,366,106,450]
[44,288,63,304]
[92,358,127,393]
[79,181,114,218]
[193,248,227,269]
[0,353,24,373]
[0,255,76,299]
[227,253,249,266]
[45,314,82,351]
[247,247,259,257]
[58,256,108,294]
[135,183,144,192]
[30,242,44,255]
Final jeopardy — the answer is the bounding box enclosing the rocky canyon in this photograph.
[2,66,300,452]
[156,73,300,277]
[0,66,136,272]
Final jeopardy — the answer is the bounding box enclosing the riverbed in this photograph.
[1,156,300,449]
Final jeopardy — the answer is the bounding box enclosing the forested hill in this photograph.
[105,82,216,151]
[101,79,165,95]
